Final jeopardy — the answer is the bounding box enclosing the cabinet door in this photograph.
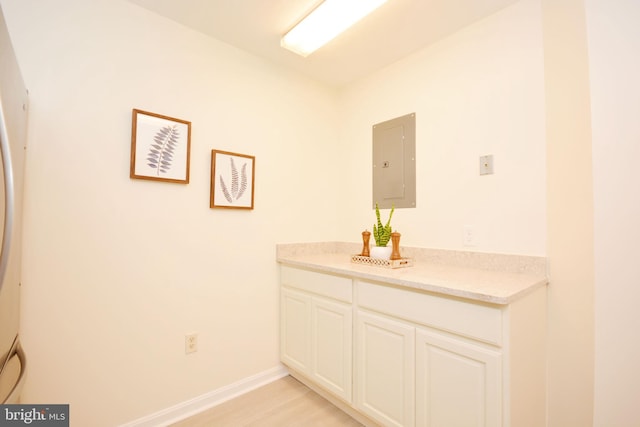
[356,310,415,427]
[280,288,312,374]
[311,297,353,402]
[416,328,501,427]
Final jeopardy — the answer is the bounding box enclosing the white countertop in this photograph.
[277,242,548,305]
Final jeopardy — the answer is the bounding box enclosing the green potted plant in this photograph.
[370,202,394,259]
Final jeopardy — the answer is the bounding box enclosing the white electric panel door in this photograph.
[372,113,416,209]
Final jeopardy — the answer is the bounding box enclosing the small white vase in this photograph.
[370,246,392,260]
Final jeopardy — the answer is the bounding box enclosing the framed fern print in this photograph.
[130,109,191,184]
[210,150,255,209]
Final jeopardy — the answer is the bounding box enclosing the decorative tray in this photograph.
[350,255,414,269]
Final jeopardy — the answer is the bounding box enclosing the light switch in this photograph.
[479,155,494,175]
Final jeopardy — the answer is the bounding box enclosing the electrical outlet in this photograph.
[185,333,198,354]
[463,225,476,247]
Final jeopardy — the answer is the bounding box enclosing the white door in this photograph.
[416,328,501,427]
[356,310,415,427]
[280,288,312,374]
[311,297,353,402]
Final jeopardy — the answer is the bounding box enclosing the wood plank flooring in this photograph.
[170,375,364,427]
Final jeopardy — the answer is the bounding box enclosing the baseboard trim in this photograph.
[120,365,289,427]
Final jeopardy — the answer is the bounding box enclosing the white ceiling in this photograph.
[127,0,521,88]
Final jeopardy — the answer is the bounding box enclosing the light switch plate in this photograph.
[479,155,494,175]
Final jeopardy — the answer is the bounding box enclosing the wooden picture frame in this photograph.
[130,109,191,184]
[210,150,255,209]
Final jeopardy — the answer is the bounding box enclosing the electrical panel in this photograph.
[372,113,416,209]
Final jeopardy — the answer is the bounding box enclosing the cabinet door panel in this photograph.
[312,297,353,402]
[416,329,501,427]
[356,310,415,427]
[280,288,312,374]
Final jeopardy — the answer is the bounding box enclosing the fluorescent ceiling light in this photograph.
[281,0,388,57]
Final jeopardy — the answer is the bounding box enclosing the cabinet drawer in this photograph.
[281,266,352,303]
[356,280,502,346]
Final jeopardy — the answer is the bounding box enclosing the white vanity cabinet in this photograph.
[356,309,416,427]
[280,266,353,403]
[279,259,547,427]
[356,279,505,427]
[415,327,501,427]
[280,287,312,373]
[355,307,502,427]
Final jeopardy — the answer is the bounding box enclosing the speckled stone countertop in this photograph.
[276,242,548,305]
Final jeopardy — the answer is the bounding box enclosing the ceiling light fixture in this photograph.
[281,0,388,57]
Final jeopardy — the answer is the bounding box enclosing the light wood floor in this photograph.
[170,375,364,427]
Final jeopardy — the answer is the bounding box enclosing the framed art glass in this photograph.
[130,109,191,184]
[210,150,255,209]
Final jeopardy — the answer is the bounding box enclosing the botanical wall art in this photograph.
[210,150,255,209]
[130,109,191,184]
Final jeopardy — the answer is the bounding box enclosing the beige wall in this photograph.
[586,0,640,425]
[541,0,595,425]
[1,0,342,425]
[338,0,547,255]
[4,0,640,425]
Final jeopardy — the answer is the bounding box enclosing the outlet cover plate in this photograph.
[185,333,198,354]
